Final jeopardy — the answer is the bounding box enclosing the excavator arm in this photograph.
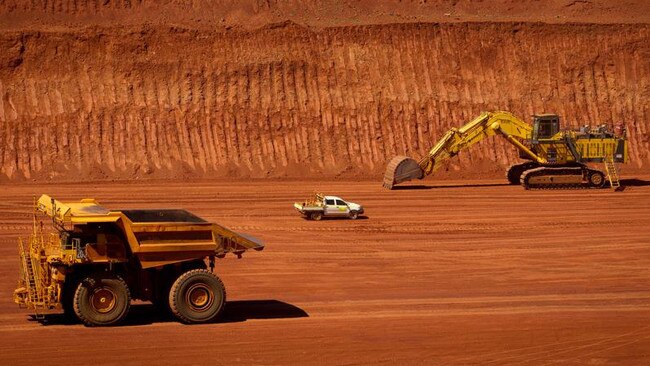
[383,111,547,189]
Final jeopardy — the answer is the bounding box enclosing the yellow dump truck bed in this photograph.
[37,195,263,268]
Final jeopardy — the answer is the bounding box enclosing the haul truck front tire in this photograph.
[73,275,131,326]
[169,269,226,324]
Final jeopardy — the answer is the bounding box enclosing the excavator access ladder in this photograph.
[604,157,621,190]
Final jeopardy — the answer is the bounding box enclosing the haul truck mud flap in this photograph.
[383,156,425,189]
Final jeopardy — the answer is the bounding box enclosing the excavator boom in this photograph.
[383,111,546,189]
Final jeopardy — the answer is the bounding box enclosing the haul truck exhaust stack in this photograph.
[14,195,264,326]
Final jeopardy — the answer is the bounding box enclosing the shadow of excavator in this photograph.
[31,299,308,327]
[391,178,650,190]
[614,178,650,192]
[391,183,512,190]
[619,178,650,187]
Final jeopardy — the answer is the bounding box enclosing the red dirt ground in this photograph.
[0,179,649,365]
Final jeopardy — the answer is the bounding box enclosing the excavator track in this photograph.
[506,162,540,185]
[520,167,587,190]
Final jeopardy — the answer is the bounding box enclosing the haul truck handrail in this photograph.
[36,194,118,224]
[384,111,546,188]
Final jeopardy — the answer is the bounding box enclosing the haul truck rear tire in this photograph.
[73,275,131,326]
[169,269,226,324]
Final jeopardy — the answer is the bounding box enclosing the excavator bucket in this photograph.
[382,156,424,189]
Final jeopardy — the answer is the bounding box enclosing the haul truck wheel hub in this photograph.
[91,288,117,313]
[186,284,214,311]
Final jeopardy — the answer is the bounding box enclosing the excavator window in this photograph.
[532,115,560,141]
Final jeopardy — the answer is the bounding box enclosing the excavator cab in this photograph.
[532,114,560,141]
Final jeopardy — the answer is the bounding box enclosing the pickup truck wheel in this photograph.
[169,269,226,324]
[311,212,323,221]
[349,211,359,220]
[73,275,131,327]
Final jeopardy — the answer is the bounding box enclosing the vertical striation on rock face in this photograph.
[0,22,648,180]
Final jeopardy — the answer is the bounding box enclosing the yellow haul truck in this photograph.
[14,195,264,326]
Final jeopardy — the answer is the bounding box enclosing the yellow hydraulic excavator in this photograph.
[383,111,628,190]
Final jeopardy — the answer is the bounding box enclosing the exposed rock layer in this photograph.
[0,5,648,180]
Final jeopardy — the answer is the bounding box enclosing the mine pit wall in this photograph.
[0,22,648,181]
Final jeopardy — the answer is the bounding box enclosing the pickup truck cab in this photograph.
[294,194,364,220]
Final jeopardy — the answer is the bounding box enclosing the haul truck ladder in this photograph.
[17,238,48,318]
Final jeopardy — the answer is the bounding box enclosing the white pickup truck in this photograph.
[293,193,364,220]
